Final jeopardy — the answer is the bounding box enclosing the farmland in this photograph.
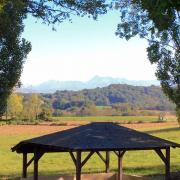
[51,115,177,124]
[0,119,179,180]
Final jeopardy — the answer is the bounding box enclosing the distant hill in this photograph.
[18,76,160,93]
[42,84,174,111]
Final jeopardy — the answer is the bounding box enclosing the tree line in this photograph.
[49,84,175,111]
[4,84,175,120]
[6,93,53,121]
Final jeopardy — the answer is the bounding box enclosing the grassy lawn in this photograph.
[51,115,177,123]
[0,124,179,180]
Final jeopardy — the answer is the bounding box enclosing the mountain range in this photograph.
[18,76,160,93]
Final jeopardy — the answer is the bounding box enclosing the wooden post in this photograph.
[165,148,170,180]
[76,151,81,180]
[118,151,123,180]
[22,153,27,178]
[106,151,110,173]
[34,151,39,180]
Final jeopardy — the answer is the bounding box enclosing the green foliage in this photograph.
[38,103,54,120]
[45,84,175,115]
[78,101,97,116]
[112,103,135,116]
[0,0,108,117]
[0,0,31,116]
[114,0,180,121]
[25,0,108,25]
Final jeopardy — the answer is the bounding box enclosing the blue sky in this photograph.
[21,10,157,85]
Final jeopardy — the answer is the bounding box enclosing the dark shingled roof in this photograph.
[12,122,180,153]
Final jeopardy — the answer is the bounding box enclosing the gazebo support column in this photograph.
[118,151,126,180]
[105,151,110,173]
[114,151,125,180]
[118,151,122,180]
[22,153,27,178]
[33,150,44,180]
[76,151,82,180]
[165,148,170,180]
[22,153,36,178]
[154,148,171,180]
[70,151,94,180]
[34,152,38,180]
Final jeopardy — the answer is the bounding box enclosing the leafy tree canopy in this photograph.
[0,0,31,116]
[0,0,108,116]
[0,0,108,24]
[114,0,180,122]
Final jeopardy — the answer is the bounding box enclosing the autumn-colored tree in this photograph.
[38,104,54,120]
[112,103,133,116]
[79,101,97,116]
[23,93,43,120]
[7,93,23,119]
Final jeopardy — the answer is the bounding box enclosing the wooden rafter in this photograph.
[81,151,94,168]
[69,151,76,166]
[114,150,126,158]
[96,151,106,163]
[26,156,35,167]
[154,148,171,180]
[154,149,166,163]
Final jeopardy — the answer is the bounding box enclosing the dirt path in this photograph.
[0,121,178,135]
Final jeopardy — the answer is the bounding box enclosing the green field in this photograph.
[51,115,177,123]
[0,124,179,180]
[0,115,177,126]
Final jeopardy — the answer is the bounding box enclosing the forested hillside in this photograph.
[42,84,174,115]
[7,84,175,120]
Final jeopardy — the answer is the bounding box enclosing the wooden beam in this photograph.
[114,151,119,157]
[96,151,106,163]
[117,151,123,180]
[81,151,94,168]
[114,151,126,158]
[33,150,44,180]
[155,148,171,180]
[165,148,170,180]
[105,151,110,173]
[76,151,81,180]
[22,153,27,178]
[26,156,34,168]
[34,151,38,180]
[69,151,77,166]
[119,151,126,158]
[154,149,166,163]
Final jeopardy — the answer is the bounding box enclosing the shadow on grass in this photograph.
[144,127,180,134]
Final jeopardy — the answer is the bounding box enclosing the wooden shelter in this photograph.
[12,122,180,180]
